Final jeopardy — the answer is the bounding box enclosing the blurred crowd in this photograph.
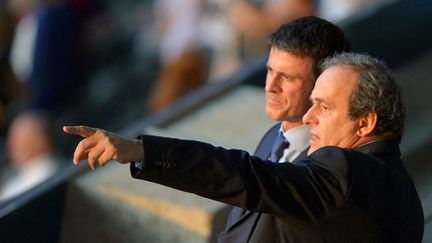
[0,0,384,203]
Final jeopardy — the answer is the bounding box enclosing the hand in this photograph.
[63,125,144,170]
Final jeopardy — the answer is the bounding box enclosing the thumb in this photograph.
[63,125,97,138]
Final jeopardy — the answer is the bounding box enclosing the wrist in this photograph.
[134,138,144,162]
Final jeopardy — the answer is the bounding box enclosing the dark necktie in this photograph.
[269,133,289,162]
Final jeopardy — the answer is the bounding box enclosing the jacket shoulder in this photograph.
[306,146,352,183]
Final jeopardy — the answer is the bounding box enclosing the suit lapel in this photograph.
[292,148,309,164]
[254,123,280,160]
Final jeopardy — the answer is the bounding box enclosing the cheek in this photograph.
[328,120,358,143]
[280,90,300,108]
[316,114,338,138]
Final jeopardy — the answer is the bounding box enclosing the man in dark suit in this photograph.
[64,50,424,242]
[64,51,424,242]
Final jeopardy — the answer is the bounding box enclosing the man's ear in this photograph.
[356,112,378,137]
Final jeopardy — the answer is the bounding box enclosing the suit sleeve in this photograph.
[130,135,350,226]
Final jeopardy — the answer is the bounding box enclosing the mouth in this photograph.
[310,132,319,142]
[266,98,284,110]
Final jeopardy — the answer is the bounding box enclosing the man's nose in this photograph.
[265,73,280,92]
[302,106,316,125]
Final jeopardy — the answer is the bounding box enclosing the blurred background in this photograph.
[0,0,431,242]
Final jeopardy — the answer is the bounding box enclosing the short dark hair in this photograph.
[320,53,406,142]
[267,16,351,78]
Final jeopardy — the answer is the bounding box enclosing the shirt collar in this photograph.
[278,124,310,153]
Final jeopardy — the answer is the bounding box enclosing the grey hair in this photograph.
[320,53,405,142]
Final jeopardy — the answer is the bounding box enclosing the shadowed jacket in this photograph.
[131,134,424,243]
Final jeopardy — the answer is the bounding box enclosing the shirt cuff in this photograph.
[131,135,145,169]
[133,161,143,169]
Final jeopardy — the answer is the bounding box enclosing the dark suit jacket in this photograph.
[131,135,424,243]
[218,123,308,242]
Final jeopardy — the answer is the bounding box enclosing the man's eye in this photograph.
[282,75,294,81]
[319,105,328,111]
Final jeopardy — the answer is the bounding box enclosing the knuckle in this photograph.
[88,154,97,162]
[88,150,101,161]
[102,135,111,144]
[79,139,88,148]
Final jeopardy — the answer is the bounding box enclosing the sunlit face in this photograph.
[265,48,315,129]
[302,65,362,155]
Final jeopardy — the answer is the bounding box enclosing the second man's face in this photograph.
[303,65,361,155]
[265,48,315,129]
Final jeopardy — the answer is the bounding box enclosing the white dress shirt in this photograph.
[277,124,310,163]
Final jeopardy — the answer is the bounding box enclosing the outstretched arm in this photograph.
[63,126,144,170]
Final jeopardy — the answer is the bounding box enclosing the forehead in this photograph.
[267,48,314,72]
[312,65,358,103]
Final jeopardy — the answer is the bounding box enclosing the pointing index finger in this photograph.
[63,125,97,138]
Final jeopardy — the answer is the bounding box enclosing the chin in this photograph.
[266,110,282,121]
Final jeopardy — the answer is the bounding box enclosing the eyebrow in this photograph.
[266,64,300,80]
[310,96,326,104]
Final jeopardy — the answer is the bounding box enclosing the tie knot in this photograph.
[270,134,289,162]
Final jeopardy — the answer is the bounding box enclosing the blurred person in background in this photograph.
[8,0,101,115]
[225,0,387,62]
[0,110,61,202]
[316,0,390,23]
[225,0,315,61]
[0,3,23,136]
[147,0,211,112]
